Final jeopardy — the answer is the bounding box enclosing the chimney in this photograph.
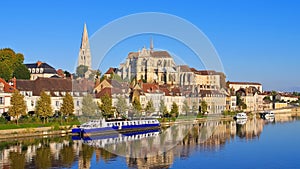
[37,61,42,67]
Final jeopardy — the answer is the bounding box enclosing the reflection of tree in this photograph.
[100,148,118,163]
[60,144,75,168]
[35,146,51,169]
[9,151,25,169]
[80,144,94,168]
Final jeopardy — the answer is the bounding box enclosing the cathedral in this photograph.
[117,39,194,86]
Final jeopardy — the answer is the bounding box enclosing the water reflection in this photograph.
[0,113,299,169]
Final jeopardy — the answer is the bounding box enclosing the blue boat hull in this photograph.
[72,123,160,135]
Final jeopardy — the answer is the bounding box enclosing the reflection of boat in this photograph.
[72,118,160,136]
[234,112,248,119]
[236,118,247,125]
[73,129,160,148]
[262,111,275,119]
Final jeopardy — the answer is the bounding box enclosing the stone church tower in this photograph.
[78,23,91,69]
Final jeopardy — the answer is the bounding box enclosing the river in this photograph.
[0,114,299,169]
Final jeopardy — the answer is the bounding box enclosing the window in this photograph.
[56,101,60,107]
[0,97,4,104]
[77,100,80,106]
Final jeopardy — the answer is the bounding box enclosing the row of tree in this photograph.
[8,90,74,124]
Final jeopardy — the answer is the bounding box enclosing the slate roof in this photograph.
[25,62,57,74]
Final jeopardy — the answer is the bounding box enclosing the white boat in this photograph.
[263,111,275,118]
[235,112,248,119]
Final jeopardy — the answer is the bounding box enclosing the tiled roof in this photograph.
[16,77,94,96]
[228,81,261,85]
[0,78,15,93]
[104,67,116,75]
[142,83,159,93]
[178,65,192,72]
[151,51,171,58]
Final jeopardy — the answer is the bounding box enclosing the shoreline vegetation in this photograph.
[0,109,298,141]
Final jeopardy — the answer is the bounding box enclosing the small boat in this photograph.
[72,118,160,136]
[263,111,275,118]
[234,112,248,119]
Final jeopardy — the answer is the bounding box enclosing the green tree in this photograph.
[36,91,53,124]
[116,96,128,117]
[170,102,179,118]
[182,100,190,116]
[82,94,98,116]
[60,92,74,123]
[145,99,155,115]
[99,94,113,118]
[159,100,169,117]
[132,97,142,113]
[76,65,88,78]
[200,100,208,114]
[8,90,27,125]
[13,63,30,79]
[192,101,198,114]
[0,48,30,81]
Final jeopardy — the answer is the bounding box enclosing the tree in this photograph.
[200,100,208,114]
[115,96,128,117]
[76,65,89,78]
[192,101,199,114]
[236,93,247,110]
[170,102,179,118]
[132,97,142,116]
[99,94,113,118]
[60,92,74,122]
[145,99,155,115]
[0,48,30,81]
[159,100,169,117]
[182,100,190,116]
[8,90,27,125]
[13,63,30,79]
[82,94,98,116]
[36,91,53,124]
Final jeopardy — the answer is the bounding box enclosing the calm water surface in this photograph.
[0,114,299,169]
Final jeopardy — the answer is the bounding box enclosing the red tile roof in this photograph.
[0,78,15,93]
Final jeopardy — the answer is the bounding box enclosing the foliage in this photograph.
[35,91,53,124]
[13,63,30,79]
[8,90,27,125]
[200,100,208,114]
[170,102,179,117]
[115,96,128,117]
[236,93,247,110]
[182,100,190,115]
[60,92,74,122]
[192,101,199,114]
[99,94,113,118]
[0,48,30,81]
[145,99,155,114]
[159,100,169,117]
[76,65,88,78]
[132,97,142,113]
[82,94,98,117]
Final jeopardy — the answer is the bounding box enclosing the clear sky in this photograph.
[1,0,299,91]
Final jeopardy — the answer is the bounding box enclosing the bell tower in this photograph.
[78,23,91,69]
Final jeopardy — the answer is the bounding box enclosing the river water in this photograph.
[0,114,299,169]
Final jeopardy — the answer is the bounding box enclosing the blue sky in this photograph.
[0,0,299,91]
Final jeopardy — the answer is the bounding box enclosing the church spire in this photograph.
[78,23,91,69]
[150,37,154,52]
